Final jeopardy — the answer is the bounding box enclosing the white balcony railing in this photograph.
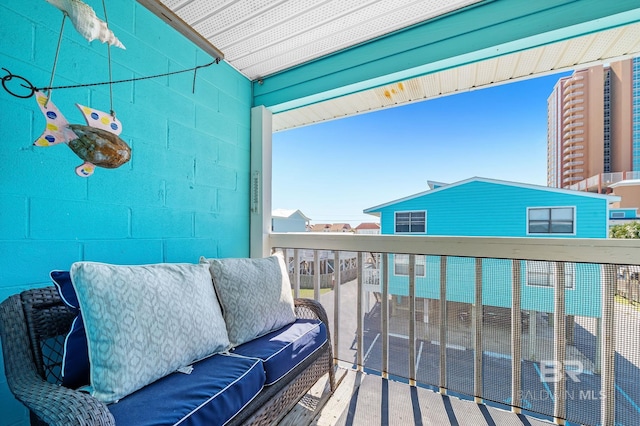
[570,171,640,193]
[270,233,640,426]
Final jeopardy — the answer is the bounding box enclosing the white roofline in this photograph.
[272,209,311,221]
[363,176,621,212]
[609,179,640,188]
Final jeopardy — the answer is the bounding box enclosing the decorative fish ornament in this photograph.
[45,0,126,49]
[34,91,131,177]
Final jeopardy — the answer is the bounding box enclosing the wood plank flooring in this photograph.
[280,367,554,426]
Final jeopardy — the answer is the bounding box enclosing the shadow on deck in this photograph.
[280,367,554,426]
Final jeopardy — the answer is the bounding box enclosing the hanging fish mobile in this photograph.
[1,0,212,176]
[34,91,131,177]
[30,0,130,176]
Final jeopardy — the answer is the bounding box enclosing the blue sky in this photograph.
[272,72,570,226]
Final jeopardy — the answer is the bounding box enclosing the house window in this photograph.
[526,261,575,289]
[395,211,426,233]
[611,212,625,219]
[528,207,574,234]
[394,254,426,277]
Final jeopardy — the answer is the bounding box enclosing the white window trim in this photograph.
[393,254,427,277]
[526,206,576,236]
[394,210,427,235]
[525,260,575,290]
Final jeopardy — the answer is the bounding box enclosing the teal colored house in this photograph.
[363,177,620,318]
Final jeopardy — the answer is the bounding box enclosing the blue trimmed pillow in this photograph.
[51,270,90,389]
[70,262,230,403]
[200,254,296,347]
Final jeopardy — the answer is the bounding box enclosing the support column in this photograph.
[249,106,272,258]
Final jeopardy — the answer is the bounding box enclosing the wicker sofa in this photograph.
[0,261,335,426]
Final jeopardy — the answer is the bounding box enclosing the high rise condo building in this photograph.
[547,57,640,209]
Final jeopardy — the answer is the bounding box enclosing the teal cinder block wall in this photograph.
[0,1,251,424]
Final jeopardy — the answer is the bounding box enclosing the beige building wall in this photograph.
[557,68,604,187]
[547,79,564,187]
[548,59,636,191]
[582,67,605,182]
[609,59,634,173]
[610,182,640,209]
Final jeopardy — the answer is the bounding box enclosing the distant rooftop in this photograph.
[272,209,311,220]
[355,222,381,230]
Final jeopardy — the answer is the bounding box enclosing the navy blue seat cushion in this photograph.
[50,270,90,389]
[108,353,265,426]
[232,319,327,385]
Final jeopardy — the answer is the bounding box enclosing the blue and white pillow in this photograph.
[70,262,230,403]
[51,270,90,389]
[201,254,296,347]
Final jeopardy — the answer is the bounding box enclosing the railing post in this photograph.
[511,260,522,413]
[601,264,616,426]
[553,262,567,425]
[474,258,483,404]
[333,250,340,366]
[381,253,389,379]
[409,254,416,386]
[439,256,447,394]
[293,248,300,299]
[314,250,321,301]
[357,252,364,371]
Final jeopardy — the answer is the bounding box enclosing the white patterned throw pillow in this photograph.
[201,254,296,347]
[70,262,230,403]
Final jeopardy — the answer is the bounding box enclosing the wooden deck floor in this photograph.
[280,367,554,426]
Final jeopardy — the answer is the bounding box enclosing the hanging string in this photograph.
[1,59,218,100]
[45,13,68,106]
[2,0,220,101]
[101,0,115,119]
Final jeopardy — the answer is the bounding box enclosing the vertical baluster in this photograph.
[357,252,364,371]
[554,262,567,424]
[293,248,300,299]
[381,253,389,379]
[314,250,321,302]
[439,256,447,394]
[333,250,340,366]
[511,260,522,413]
[474,258,484,404]
[409,254,416,386]
[601,264,616,426]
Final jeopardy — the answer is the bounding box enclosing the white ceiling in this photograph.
[151,0,482,80]
[273,22,640,131]
[139,0,640,131]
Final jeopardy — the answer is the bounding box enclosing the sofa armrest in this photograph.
[0,294,115,426]
[293,298,335,391]
[293,298,329,325]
